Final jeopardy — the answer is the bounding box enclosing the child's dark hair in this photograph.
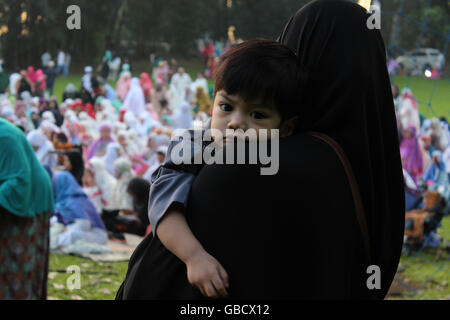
[214,39,307,123]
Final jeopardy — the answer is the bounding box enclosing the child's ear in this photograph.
[280,117,298,138]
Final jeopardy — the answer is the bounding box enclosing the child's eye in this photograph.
[219,104,233,112]
[249,111,269,120]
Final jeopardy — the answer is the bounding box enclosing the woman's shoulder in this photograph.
[280,133,344,168]
[278,133,352,189]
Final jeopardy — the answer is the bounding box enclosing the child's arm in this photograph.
[149,125,229,298]
[157,203,229,298]
[148,124,210,235]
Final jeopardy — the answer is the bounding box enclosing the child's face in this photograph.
[211,90,282,141]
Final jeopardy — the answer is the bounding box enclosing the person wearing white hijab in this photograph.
[142,146,168,182]
[42,111,56,124]
[82,66,93,92]
[136,111,161,138]
[106,157,134,211]
[9,72,21,97]
[0,105,18,124]
[64,109,78,123]
[101,142,122,175]
[79,112,99,139]
[39,120,60,141]
[169,67,192,111]
[86,157,117,211]
[429,118,448,151]
[112,121,127,140]
[190,72,209,98]
[122,78,147,117]
[126,129,143,154]
[98,99,119,123]
[173,102,193,130]
[116,130,136,158]
[123,111,142,134]
[399,88,420,134]
[27,130,58,167]
[443,145,450,179]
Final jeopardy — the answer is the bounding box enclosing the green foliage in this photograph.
[424,5,450,50]
[385,0,449,52]
[229,0,309,40]
[0,0,123,69]
[0,0,315,69]
[0,1,448,72]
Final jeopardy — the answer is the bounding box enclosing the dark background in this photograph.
[0,0,448,71]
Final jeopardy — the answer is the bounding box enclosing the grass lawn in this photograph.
[47,254,128,300]
[387,216,450,300]
[53,63,449,120]
[391,75,450,119]
[48,216,450,300]
[52,57,208,105]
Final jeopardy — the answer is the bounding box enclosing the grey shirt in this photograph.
[148,123,211,235]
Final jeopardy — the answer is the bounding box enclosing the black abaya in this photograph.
[278,0,405,299]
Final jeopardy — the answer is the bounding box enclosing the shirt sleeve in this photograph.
[148,128,207,235]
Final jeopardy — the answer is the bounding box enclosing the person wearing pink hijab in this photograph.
[139,72,153,102]
[26,66,37,83]
[400,126,424,183]
[399,88,420,134]
[34,69,46,95]
[116,71,131,102]
[26,66,37,93]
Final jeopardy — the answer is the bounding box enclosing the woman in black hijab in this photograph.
[277,0,405,298]
[63,150,84,186]
[126,178,151,235]
[117,0,404,300]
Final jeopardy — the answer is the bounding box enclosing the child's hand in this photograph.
[186,250,229,299]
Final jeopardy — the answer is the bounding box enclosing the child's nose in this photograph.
[227,113,247,131]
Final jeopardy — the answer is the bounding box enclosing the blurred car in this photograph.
[396,48,445,72]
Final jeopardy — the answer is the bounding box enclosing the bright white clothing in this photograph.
[122,78,147,117]
[57,51,66,67]
[170,73,192,110]
[88,157,117,209]
[50,219,108,250]
[83,186,104,214]
[9,73,21,96]
[191,77,209,96]
[106,158,134,211]
[41,52,51,68]
[27,130,58,168]
[82,73,92,92]
[399,98,420,133]
[443,147,450,174]
[173,103,193,130]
